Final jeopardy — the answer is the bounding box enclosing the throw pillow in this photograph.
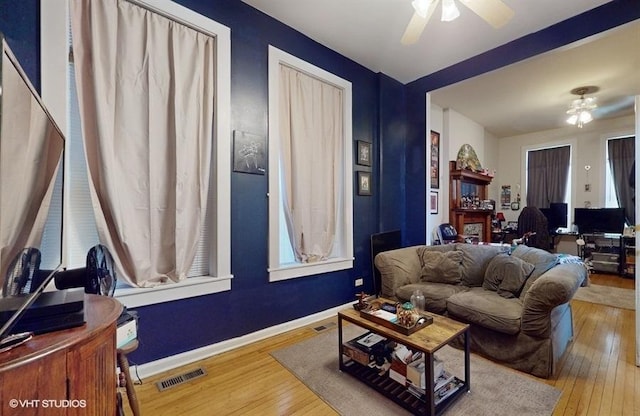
[483,253,535,298]
[420,250,463,284]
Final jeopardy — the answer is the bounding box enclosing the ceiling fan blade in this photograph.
[458,0,514,28]
[401,1,439,45]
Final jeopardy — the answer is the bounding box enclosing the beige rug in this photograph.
[271,325,560,416]
[573,284,636,310]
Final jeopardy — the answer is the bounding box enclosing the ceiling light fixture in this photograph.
[411,0,431,18]
[566,86,599,128]
[441,0,460,22]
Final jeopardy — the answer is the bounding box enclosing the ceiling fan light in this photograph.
[566,114,578,125]
[412,0,431,18]
[441,0,460,22]
[578,110,593,124]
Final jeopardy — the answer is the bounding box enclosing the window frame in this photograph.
[267,46,354,282]
[522,140,575,226]
[41,0,232,308]
[604,133,635,209]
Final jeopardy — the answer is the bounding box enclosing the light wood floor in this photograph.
[123,273,638,416]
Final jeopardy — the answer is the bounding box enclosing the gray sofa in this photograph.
[374,243,587,378]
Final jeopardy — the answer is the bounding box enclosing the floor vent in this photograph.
[156,367,207,392]
[313,321,337,332]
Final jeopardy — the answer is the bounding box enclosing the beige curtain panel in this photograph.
[71,0,215,287]
[0,48,63,282]
[279,65,343,263]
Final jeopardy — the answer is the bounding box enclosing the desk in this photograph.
[491,229,518,244]
[0,294,122,415]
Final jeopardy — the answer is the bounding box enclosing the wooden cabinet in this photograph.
[0,295,122,416]
[448,161,493,242]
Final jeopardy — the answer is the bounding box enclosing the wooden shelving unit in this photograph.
[448,161,493,242]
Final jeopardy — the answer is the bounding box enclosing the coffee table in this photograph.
[338,303,470,416]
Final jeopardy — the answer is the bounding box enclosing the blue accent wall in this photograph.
[0,0,637,365]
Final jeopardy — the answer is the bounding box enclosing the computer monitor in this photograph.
[540,202,568,231]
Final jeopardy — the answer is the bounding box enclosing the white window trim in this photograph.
[41,0,232,307]
[267,46,353,282]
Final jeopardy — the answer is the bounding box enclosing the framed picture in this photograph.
[430,131,440,189]
[429,191,438,214]
[233,130,266,175]
[356,140,372,166]
[357,171,372,196]
[500,185,511,209]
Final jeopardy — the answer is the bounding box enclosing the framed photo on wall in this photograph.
[430,191,438,215]
[357,171,372,196]
[430,131,440,189]
[233,130,266,175]
[356,140,372,166]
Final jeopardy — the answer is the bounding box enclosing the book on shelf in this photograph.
[435,377,464,405]
[434,370,455,391]
[405,370,455,399]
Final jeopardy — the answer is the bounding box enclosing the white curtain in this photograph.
[279,65,343,263]
[70,0,215,287]
[0,47,63,284]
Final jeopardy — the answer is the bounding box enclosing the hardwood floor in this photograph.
[124,273,637,416]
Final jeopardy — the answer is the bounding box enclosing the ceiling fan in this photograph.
[401,0,514,45]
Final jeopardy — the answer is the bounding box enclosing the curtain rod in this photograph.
[124,0,218,39]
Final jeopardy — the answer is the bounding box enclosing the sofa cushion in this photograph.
[511,245,559,299]
[447,287,523,335]
[455,244,505,287]
[483,253,535,298]
[419,250,463,284]
[396,283,468,314]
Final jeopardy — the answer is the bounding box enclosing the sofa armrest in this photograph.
[374,246,423,299]
[521,263,586,337]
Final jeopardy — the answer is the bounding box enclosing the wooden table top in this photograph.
[339,301,469,354]
[0,294,122,370]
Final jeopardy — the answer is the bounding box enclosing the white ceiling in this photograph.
[242,0,639,137]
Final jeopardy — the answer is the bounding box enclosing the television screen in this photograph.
[540,202,568,230]
[574,207,626,234]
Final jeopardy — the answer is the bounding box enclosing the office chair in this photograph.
[85,244,141,416]
[3,247,41,296]
[436,224,460,245]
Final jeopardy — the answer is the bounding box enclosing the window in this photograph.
[267,46,353,282]
[524,143,573,225]
[605,136,634,209]
[605,135,635,226]
[41,0,231,307]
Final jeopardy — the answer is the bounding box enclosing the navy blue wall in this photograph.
[0,0,637,365]
[0,0,394,363]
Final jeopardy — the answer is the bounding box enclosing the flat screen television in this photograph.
[540,202,568,231]
[0,34,65,351]
[574,207,626,234]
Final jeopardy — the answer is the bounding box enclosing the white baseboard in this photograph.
[132,301,353,379]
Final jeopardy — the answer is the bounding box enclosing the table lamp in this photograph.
[496,212,506,230]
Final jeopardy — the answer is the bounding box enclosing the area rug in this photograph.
[573,284,635,310]
[271,325,560,416]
